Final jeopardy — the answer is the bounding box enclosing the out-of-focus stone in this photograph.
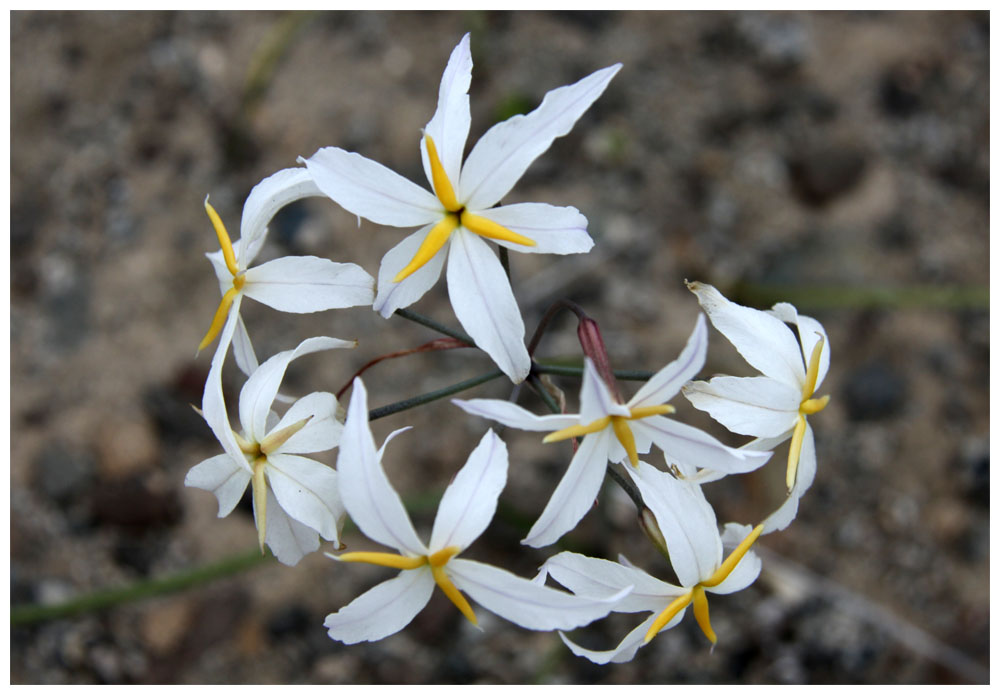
[141,597,194,656]
[95,416,160,480]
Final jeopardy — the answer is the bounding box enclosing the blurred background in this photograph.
[10,10,989,684]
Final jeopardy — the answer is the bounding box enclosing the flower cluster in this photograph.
[185,34,830,663]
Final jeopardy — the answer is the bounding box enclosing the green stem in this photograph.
[11,549,270,627]
[534,363,655,381]
[368,369,505,421]
[732,282,989,311]
[393,308,474,344]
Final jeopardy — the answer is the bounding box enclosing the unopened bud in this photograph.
[639,507,670,560]
[577,316,622,402]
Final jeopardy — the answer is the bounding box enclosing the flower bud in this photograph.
[577,316,622,402]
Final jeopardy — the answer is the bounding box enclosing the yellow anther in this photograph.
[702,523,764,588]
[337,552,428,570]
[197,286,241,353]
[259,416,313,456]
[644,591,693,644]
[251,457,268,555]
[460,211,537,247]
[691,585,716,644]
[543,416,612,444]
[205,197,240,277]
[627,405,676,420]
[428,546,461,567]
[801,394,830,415]
[801,337,825,400]
[393,214,460,283]
[611,416,639,468]
[432,564,478,626]
[425,135,462,212]
[785,415,808,491]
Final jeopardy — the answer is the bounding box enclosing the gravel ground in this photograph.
[10,10,989,684]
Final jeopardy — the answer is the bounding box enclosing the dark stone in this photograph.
[549,10,616,33]
[34,440,96,504]
[958,445,988,508]
[788,146,867,207]
[267,604,312,640]
[90,476,181,530]
[143,363,216,444]
[841,361,907,421]
[879,60,938,118]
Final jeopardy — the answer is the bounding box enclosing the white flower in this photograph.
[186,335,354,566]
[198,167,375,376]
[323,378,629,644]
[453,314,770,547]
[541,462,763,664]
[301,34,621,383]
[682,282,831,533]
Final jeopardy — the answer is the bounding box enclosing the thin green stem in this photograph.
[368,369,505,421]
[11,549,270,627]
[534,363,655,381]
[393,308,474,344]
[499,246,511,279]
[526,373,562,415]
[732,282,989,311]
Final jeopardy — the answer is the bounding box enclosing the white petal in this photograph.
[301,147,442,227]
[446,229,530,383]
[372,223,448,318]
[239,336,355,443]
[448,558,627,631]
[266,453,344,542]
[709,523,762,595]
[559,614,666,665]
[542,551,682,613]
[470,203,593,255]
[243,257,374,313]
[430,430,508,552]
[200,299,250,468]
[762,422,817,534]
[627,462,721,587]
[688,281,806,387]
[337,379,426,555]
[421,33,472,189]
[523,428,612,548]
[631,416,772,475]
[459,64,622,210]
[682,376,801,438]
[184,453,251,517]
[261,486,320,566]
[579,358,630,424]
[324,567,435,644]
[238,167,323,267]
[270,392,342,455]
[451,398,578,432]
[232,315,259,378]
[771,303,831,391]
[628,314,707,408]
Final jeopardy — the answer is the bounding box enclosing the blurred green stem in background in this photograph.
[732,282,988,311]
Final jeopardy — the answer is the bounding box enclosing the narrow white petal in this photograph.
[448,558,627,631]
[682,376,801,438]
[559,614,666,665]
[337,379,426,555]
[542,551,682,613]
[372,223,448,318]
[301,147,442,227]
[628,314,708,408]
[452,398,578,432]
[523,428,612,548]
[627,461,721,587]
[239,337,355,443]
[470,203,593,255]
[324,568,435,644]
[270,392,342,455]
[261,486,321,566]
[631,416,772,475]
[688,281,806,386]
[184,453,251,517]
[430,430,508,552]
[459,64,622,210]
[579,358,630,424]
[771,303,831,391]
[446,229,530,383]
[266,453,344,542]
[238,167,323,266]
[709,523,762,595]
[201,300,250,467]
[232,315,259,378]
[421,33,472,188]
[243,257,374,313]
[762,422,817,534]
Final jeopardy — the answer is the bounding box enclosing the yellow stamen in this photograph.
[432,565,478,626]
[800,394,830,415]
[542,416,612,444]
[645,591,693,643]
[259,416,313,456]
[393,214,460,283]
[234,432,259,457]
[197,286,241,353]
[691,585,716,644]
[627,404,675,420]
[428,546,461,567]
[611,416,639,468]
[460,211,537,247]
[205,197,240,277]
[424,135,461,212]
[801,337,825,400]
[337,552,428,570]
[785,415,808,490]
[251,457,268,555]
[702,523,764,588]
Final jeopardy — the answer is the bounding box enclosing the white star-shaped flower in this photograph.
[301,34,621,383]
[453,315,771,547]
[541,462,763,664]
[323,378,629,644]
[186,336,353,566]
[682,282,831,533]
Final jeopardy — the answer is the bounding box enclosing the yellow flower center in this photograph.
[644,523,764,645]
[338,546,477,625]
[197,198,247,352]
[785,337,830,490]
[392,135,536,283]
[542,404,676,467]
